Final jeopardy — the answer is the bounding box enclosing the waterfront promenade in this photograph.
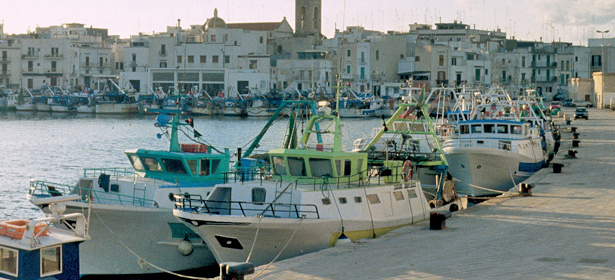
[251,107,615,279]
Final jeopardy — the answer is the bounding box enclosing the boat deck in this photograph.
[250,107,615,279]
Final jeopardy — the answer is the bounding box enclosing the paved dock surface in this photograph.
[250,108,615,280]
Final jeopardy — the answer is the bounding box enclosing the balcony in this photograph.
[44,54,64,60]
[159,50,167,56]
[22,53,39,59]
[0,71,10,77]
[1,58,10,63]
[531,61,557,68]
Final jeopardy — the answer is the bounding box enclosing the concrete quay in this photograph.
[250,107,615,280]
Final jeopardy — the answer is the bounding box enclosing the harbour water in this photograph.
[0,111,381,221]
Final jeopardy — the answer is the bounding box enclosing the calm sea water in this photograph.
[0,111,381,220]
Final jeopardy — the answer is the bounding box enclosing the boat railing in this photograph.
[442,139,519,153]
[82,167,135,180]
[29,180,157,207]
[173,194,320,219]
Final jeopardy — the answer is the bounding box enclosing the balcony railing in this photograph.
[1,58,10,63]
[0,71,10,76]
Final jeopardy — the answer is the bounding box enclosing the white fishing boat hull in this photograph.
[96,103,138,114]
[77,105,96,113]
[174,180,430,267]
[191,106,215,116]
[28,200,216,276]
[51,105,76,112]
[443,144,544,197]
[36,103,52,112]
[15,103,36,111]
[246,107,275,117]
[337,108,376,118]
[223,107,245,116]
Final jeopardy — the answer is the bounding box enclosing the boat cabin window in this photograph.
[0,247,18,276]
[366,194,381,204]
[339,197,347,204]
[354,196,362,203]
[288,157,306,176]
[393,122,406,131]
[40,245,62,277]
[187,160,197,175]
[460,125,470,134]
[512,125,522,135]
[484,124,495,133]
[161,158,188,174]
[309,158,332,178]
[200,159,210,176]
[497,125,508,134]
[393,191,405,201]
[471,124,482,133]
[343,160,352,176]
[272,156,287,175]
[407,189,418,198]
[356,159,363,175]
[335,160,342,177]
[141,157,162,172]
[211,159,221,174]
[252,187,266,203]
[128,155,144,171]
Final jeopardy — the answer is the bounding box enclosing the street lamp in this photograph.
[597,30,609,107]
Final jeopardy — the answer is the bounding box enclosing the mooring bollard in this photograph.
[571,127,577,133]
[552,163,563,173]
[220,262,255,280]
[567,149,577,158]
[519,183,534,196]
[573,132,579,139]
[430,211,451,230]
[572,139,580,147]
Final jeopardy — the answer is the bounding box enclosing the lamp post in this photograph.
[597,29,609,107]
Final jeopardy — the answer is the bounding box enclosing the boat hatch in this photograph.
[271,154,364,180]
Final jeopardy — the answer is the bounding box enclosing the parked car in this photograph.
[571,99,593,108]
[552,93,565,101]
[549,101,561,110]
[563,98,573,107]
[574,108,588,119]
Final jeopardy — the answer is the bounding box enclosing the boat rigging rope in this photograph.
[250,217,304,280]
[245,215,262,263]
[451,178,508,195]
[361,183,377,238]
[325,180,345,232]
[90,209,209,280]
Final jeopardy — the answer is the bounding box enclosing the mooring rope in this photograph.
[250,217,304,279]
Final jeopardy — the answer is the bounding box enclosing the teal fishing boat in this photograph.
[26,109,229,276]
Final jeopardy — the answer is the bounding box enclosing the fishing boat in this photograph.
[26,109,230,276]
[337,89,384,118]
[173,87,432,267]
[0,195,88,280]
[442,102,545,197]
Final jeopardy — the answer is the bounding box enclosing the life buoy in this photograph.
[402,160,413,182]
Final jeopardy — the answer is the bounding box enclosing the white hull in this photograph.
[36,103,52,112]
[175,181,430,267]
[223,107,245,116]
[444,145,544,196]
[96,103,138,114]
[51,105,76,112]
[15,103,36,111]
[337,108,376,118]
[192,106,215,116]
[77,105,96,113]
[33,201,216,275]
[246,107,275,117]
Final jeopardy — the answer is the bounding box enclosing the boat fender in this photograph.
[334,232,351,247]
[402,160,413,182]
[178,239,194,256]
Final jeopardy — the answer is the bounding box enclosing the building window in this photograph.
[415,56,420,62]
[28,61,33,72]
[347,49,351,57]
[211,35,216,42]
[260,36,264,44]
[177,55,182,64]
[249,60,257,69]
[160,44,166,55]
[85,56,89,67]
[188,55,194,63]
[360,67,365,80]
[360,52,364,63]
[522,56,526,67]
[212,55,219,63]
[224,55,230,64]
[439,55,445,66]
[200,55,206,63]
[376,50,379,60]
[346,65,350,74]
[51,47,59,56]
[99,57,103,67]
[51,61,57,72]
[160,61,167,68]
[451,57,457,65]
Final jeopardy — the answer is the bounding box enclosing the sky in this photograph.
[1,0,614,46]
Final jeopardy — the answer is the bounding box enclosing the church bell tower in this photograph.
[295,0,321,37]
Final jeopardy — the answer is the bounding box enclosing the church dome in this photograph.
[203,8,226,30]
